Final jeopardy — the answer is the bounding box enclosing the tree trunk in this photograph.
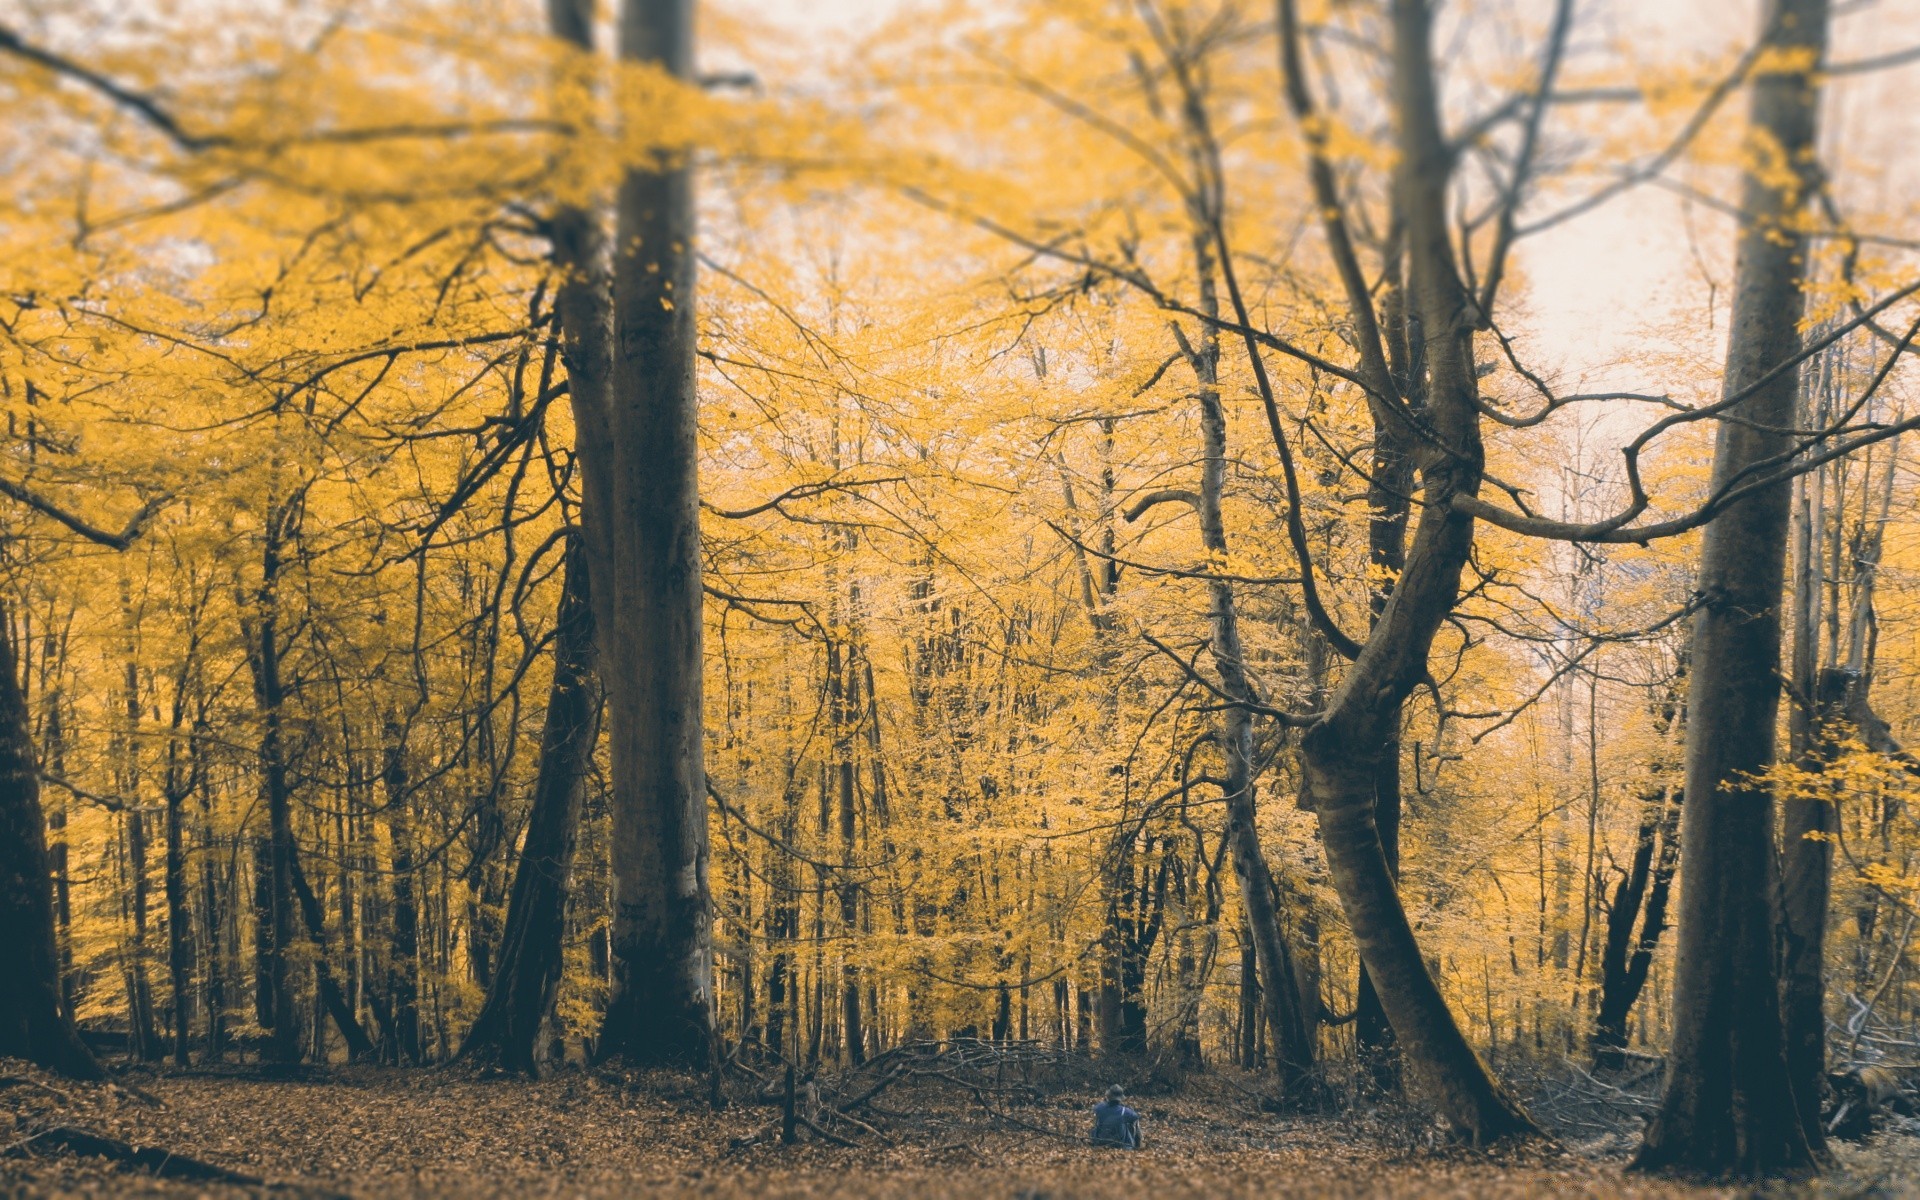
[1591,785,1679,1071]
[243,510,302,1064]
[462,541,598,1073]
[1355,246,1418,1075]
[381,727,422,1064]
[1192,354,1316,1090]
[1634,0,1830,1176]
[0,601,102,1078]
[1781,667,1846,1144]
[163,788,195,1066]
[593,0,716,1070]
[1290,0,1537,1145]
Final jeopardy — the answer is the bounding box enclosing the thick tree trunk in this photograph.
[462,542,597,1073]
[1634,0,1830,1176]
[1355,259,1417,1073]
[0,602,102,1078]
[593,0,716,1069]
[1289,0,1537,1145]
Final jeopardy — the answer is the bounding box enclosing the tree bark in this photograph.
[0,600,102,1078]
[1185,294,1316,1092]
[242,505,302,1064]
[594,0,716,1069]
[162,717,197,1067]
[462,540,597,1073]
[380,725,422,1065]
[1355,233,1418,1077]
[1781,667,1847,1145]
[1590,785,1679,1071]
[1287,0,1538,1145]
[1634,0,1830,1176]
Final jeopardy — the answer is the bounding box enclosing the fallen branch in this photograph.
[6,1124,264,1185]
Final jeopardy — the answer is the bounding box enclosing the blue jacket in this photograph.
[1091,1099,1141,1148]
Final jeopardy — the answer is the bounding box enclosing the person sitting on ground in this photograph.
[1090,1084,1143,1149]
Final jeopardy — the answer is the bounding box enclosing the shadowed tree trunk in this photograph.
[1286,0,1537,1144]
[241,500,302,1064]
[592,0,716,1069]
[1590,784,1679,1071]
[1780,667,1848,1143]
[1354,228,1417,1081]
[1634,0,1830,1176]
[160,645,202,1068]
[380,724,422,1065]
[463,541,598,1073]
[1593,673,1685,1071]
[0,600,103,1079]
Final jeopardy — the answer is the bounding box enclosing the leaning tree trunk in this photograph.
[1590,783,1680,1071]
[1291,0,1537,1145]
[593,0,716,1069]
[1634,0,1830,1176]
[1355,251,1416,1078]
[462,541,597,1073]
[0,601,102,1078]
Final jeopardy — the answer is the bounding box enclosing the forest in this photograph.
[0,0,1918,1195]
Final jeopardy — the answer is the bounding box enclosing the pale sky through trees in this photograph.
[736,0,1920,410]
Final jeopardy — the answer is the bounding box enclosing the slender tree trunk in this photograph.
[0,601,102,1078]
[120,628,159,1061]
[163,785,196,1066]
[1635,0,1830,1175]
[243,510,302,1064]
[463,542,598,1073]
[1781,667,1846,1143]
[382,726,422,1065]
[1188,335,1315,1090]
[590,0,716,1070]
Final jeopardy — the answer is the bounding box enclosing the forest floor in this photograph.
[6,1058,1920,1199]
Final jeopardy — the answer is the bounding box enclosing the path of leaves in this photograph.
[4,1060,1917,1198]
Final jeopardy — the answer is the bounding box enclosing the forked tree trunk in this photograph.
[462,542,597,1073]
[1590,784,1679,1071]
[0,601,102,1078]
[1634,0,1830,1176]
[1282,0,1536,1144]
[1292,0,1537,1145]
[593,0,716,1069]
[1355,243,1417,1077]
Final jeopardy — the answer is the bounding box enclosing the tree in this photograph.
[0,596,104,1078]
[593,0,717,1069]
[1634,0,1832,1176]
[462,540,598,1073]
